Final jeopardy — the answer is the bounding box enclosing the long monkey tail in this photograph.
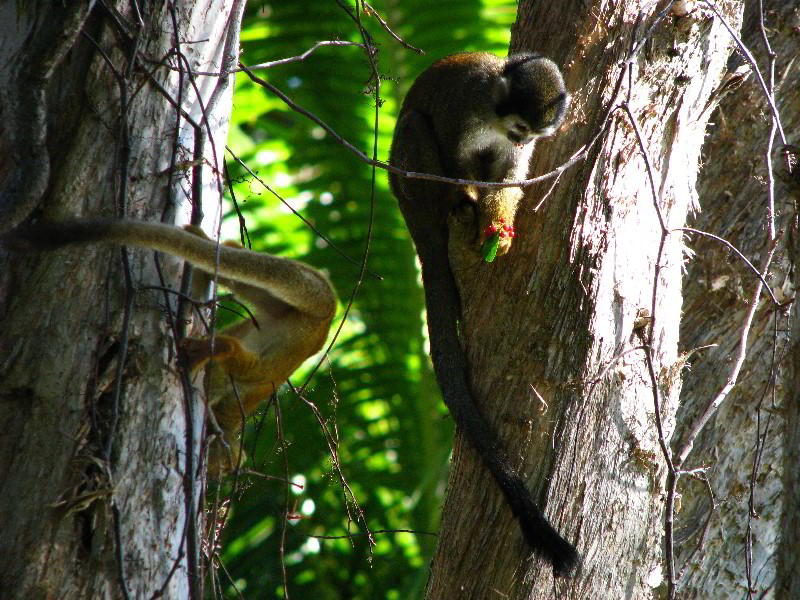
[413,224,580,577]
[3,218,336,321]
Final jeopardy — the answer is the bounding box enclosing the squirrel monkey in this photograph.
[3,218,337,474]
[389,52,578,575]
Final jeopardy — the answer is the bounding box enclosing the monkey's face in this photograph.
[496,55,569,141]
[495,89,568,142]
[524,90,569,137]
[497,115,537,145]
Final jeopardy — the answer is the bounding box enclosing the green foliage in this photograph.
[481,234,500,262]
[215,1,516,597]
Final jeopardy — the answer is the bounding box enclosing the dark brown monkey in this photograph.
[389,52,578,576]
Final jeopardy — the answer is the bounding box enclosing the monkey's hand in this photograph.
[206,426,246,477]
[180,334,261,379]
[447,185,523,262]
[182,333,274,476]
[476,186,523,257]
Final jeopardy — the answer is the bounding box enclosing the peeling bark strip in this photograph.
[0,3,96,234]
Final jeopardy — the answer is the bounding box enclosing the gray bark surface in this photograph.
[0,3,237,598]
[674,2,799,598]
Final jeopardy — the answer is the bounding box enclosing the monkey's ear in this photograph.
[490,74,511,109]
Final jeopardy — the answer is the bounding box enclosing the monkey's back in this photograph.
[396,52,504,177]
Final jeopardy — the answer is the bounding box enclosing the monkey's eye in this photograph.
[507,121,534,144]
[511,122,529,135]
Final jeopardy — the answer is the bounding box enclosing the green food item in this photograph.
[481,234,499,263]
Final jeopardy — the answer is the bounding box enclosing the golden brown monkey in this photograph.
[3,219,336,474]
[389,52,578,576]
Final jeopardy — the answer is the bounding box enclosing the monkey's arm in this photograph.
[390,111,579,576]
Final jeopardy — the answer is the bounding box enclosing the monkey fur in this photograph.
[4,219,336,474]
[389,52,578,576]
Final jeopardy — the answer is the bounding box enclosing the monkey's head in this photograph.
[493,54,568,145]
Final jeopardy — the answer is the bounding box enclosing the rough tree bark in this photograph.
[426,2,756,599]
[674,1,798,598]
[0,2,241,598]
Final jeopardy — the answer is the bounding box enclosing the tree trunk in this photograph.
[0,2,240,598]
[673,1,799,598]
[427,2,749,598]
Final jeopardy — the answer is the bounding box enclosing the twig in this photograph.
[701,1,787,146]
[238,61,589,191]
[223,159,251,248]
[225,147,383,281]
[674,228,779,305]
[311,528,438,540]
[162,40,367,76]
[112,503,133,600]
[289,381,373,549]
[362,2,424,54]
[297,0,383,394]
[275,396,291,599]
[620,98,676,596]
[165,8,203,598]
